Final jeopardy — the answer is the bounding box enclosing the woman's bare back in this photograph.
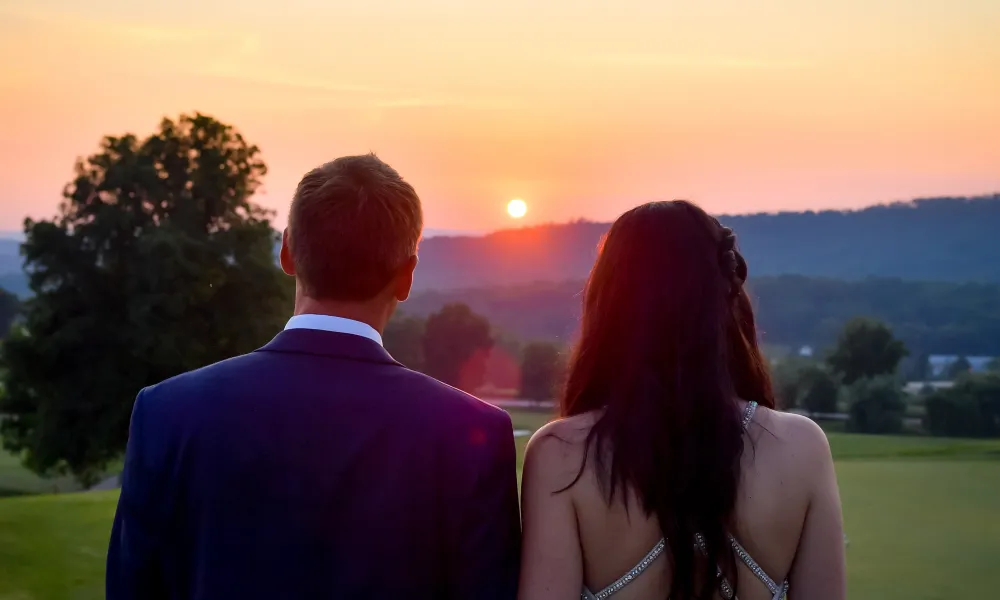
[518,403,846,600]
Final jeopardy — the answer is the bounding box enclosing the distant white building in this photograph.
[798,345,814,358]
[903,381,954,396]
[927,355,994,378]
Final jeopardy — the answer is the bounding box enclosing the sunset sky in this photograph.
[1,0,998,232]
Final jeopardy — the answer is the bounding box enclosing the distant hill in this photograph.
[401,276,1000,357]
[0,273,28,298]
[423,228,483,238]
[0,239,25,296]
[2,195,998,299]
[0,238,19,268]
[412,195,1000,290]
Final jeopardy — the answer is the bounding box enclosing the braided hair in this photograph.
[717,226,748,299]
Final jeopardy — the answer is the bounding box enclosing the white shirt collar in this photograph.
[284,314,383,347]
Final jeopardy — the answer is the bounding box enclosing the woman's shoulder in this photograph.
[525,412,597,459]
[753,406,835,472]
[759,406,831,445]
[522,412,600,490]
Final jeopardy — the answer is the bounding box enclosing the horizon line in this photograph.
[2,192,997,240]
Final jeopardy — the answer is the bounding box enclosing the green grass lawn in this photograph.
[0,445,83,497]
[0,491,117,600]
[1,409,999,599]
[0,444,122,498]
[838,460,1000,599]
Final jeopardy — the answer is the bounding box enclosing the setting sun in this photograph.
[507,199,527,219]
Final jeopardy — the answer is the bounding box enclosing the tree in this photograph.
[799,365,840,416]
[770,357,808,410]
[383,313,426,371]
[827,318,909,385]
[0,287,17,338]
[946,356,972,380]
[0,113,290,486]
[925,373,1000,438]
[519,341,565,402]
[422,303,493,392]
[483,329,523,393]
[845,376,906,434]
[988,357,1000,373]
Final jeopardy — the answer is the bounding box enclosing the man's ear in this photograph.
[279,229,296,276]
[393,255,418,302]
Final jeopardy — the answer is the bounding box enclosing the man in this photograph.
[107,154,521,599]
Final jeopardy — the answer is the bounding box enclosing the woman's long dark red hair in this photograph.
[561,200,774,599]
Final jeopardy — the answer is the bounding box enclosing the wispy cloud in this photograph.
[580,52,814,71]
[373,96,519,110]
[201,69,380,95]
[0,4,381,98]
[0,4,238,44]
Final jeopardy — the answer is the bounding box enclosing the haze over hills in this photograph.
[1,195,997,300]
[0,236,24,296]
[401,276,1000,356]
[412,195,1000,290]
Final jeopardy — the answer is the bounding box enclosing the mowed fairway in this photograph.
[0,491,118,600]
[0,444,82,498]
[838,461,1000,599]
[0,408,998,600]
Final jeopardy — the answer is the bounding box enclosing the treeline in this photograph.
[925,374,1000,438]
[0,288,16,337]
[775,318,913,434]
[776,318,1000,438]
[392,307,1000,438]
[412,195,1000,290]
[384,305,566,402]
[401,276,1000,356]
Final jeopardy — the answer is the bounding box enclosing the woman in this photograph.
[518,201,846,600]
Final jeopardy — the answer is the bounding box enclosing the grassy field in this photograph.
[0,492,116,600]
[0,445,83,497]
[836,460,1000,599]
[1,408,999,599]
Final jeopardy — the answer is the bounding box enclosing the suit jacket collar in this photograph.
[256,329,401,367]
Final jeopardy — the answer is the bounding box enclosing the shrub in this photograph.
[924,373,1000,438]
[519,341,566,402]
[827,317,908,385]
[770,358,807,410]
[846,376,905,434]
[799,365,841,415]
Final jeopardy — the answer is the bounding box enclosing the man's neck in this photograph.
[293,296,393,335]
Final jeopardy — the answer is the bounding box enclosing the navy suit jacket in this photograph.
[106,328,521,599]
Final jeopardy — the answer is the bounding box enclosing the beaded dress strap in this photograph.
[586,539,666,599]
[741,401,758,430]
[580,400,773,600]
[729,536,787,599]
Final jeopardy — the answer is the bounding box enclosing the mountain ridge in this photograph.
[1,194,997,298]
[412,195,1000,289]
